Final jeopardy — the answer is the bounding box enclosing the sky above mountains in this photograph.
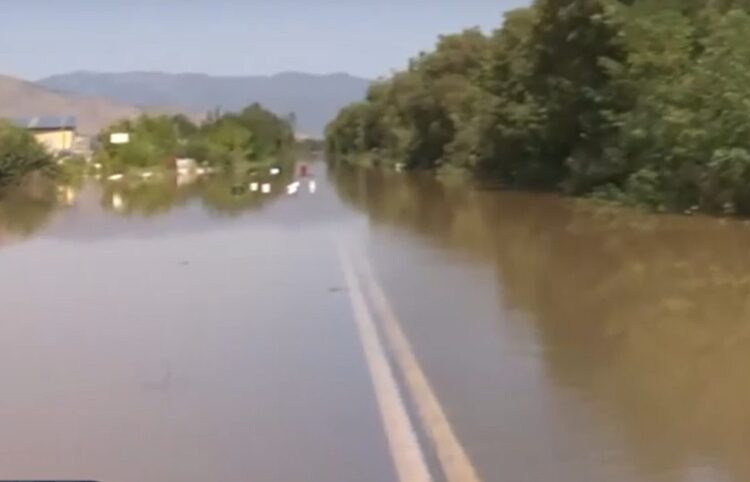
[1,0,528,80]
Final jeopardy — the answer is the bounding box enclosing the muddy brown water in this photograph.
[1,163,748,482]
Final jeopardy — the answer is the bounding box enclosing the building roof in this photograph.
[12,116,77,130]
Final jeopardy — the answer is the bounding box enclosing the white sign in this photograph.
[110,132,130,144]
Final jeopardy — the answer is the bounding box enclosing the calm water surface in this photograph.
[1,163,749,482]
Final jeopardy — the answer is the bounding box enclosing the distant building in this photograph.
[13,116,77,154]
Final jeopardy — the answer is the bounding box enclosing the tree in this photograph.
[95,104,293,174]
[0,121,53,188]
[325,0,750,215]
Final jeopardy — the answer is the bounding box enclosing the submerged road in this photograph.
[0,164,475,482]
[2,161,750,481]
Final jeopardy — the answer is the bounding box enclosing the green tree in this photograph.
[95,104,293,175]
[0,121,53,188]
[326,0,750,216]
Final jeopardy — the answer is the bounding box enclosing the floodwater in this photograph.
[2,162,750,482]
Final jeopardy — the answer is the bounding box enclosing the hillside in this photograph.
[0,75,146,136]
[37,71,371,137]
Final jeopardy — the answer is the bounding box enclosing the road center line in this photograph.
[337,243,433,482]
[354,249,482,482]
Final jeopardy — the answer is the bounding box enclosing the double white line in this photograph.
[337,243,481,482]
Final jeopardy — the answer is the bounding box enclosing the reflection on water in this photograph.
[0,161,393,482]
[0,174,61,242]
[331,164,750,481]
[0,167,295,242]
[100,169,293,217]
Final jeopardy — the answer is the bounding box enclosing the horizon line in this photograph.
[32,69,373,82]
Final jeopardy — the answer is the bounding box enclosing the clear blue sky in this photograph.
[0,0,529,80]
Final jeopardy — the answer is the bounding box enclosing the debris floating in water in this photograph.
[270,167,281,176]
[308,180,317,194]
[249,182,259,192]
[108,173,124,181]
[286,181,300,195]
[261,183,271,194]
[112,193,124,211]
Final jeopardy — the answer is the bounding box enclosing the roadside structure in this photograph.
[12,116,78,154]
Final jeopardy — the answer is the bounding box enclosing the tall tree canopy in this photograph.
[327,0,750,215]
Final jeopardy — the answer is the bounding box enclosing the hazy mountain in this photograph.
[0,74,148,136]
[38,71,372,137]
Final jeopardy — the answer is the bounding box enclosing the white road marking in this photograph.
[337,244,433,482]
[356,251,482,482]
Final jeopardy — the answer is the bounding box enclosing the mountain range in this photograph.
[0,75,146,136]
[37,71,371,137]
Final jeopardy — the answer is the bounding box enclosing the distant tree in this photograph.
[286,112,298,132]
[95,104,294,174]
[171,114,198,140]
[0,121,53,187]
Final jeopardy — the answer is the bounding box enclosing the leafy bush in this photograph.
[0,121,53,188]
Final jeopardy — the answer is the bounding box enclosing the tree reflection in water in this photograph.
[330,163,750,481]
[99,167,294,217]
[0,164,295,242]
[0,173,61,241]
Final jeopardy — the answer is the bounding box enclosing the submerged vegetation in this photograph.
[326,0,750,215]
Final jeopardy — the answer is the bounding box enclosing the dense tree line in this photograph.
[326,0,750,215]
[96,103,294,174]
[0,121,52,188]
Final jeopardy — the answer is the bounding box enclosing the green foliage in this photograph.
[326,0,750,216]
[604,5,750,213]
[95,115,179,172]
[198,117,255,167]
[96,105,293,174]
[234,103,294,160]
[0,121,53,188]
